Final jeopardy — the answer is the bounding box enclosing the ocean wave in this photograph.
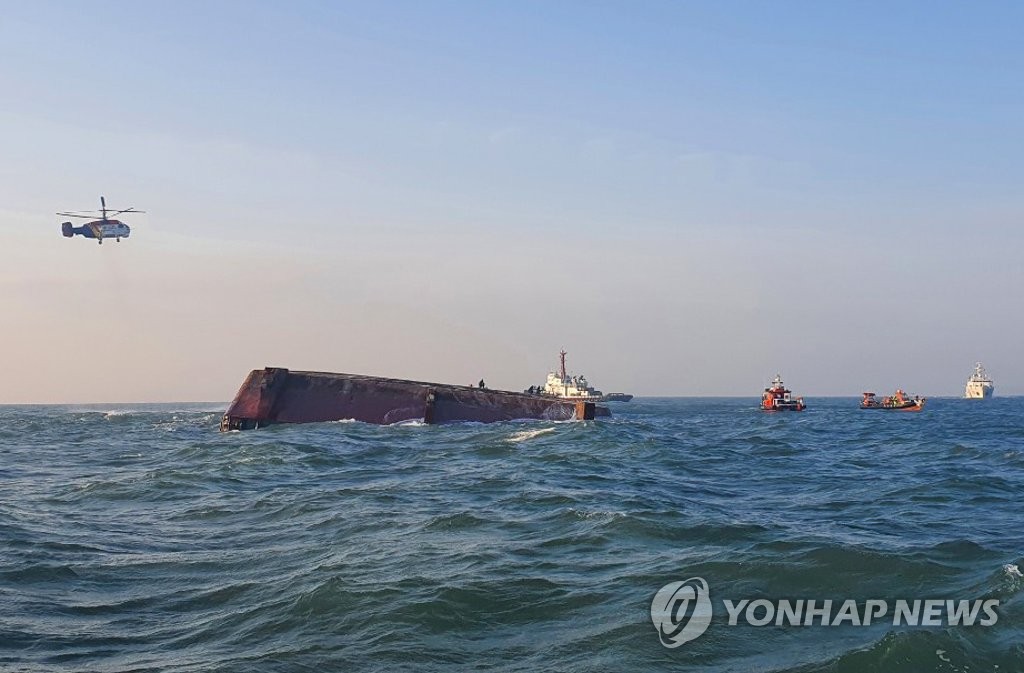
[507,427,557,443]
[798,628,1024,673]
[566,506,626,521]
[3,398,1024,670]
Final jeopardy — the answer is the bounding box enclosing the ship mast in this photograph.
[559,350,567,380]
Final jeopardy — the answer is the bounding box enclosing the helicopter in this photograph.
[58,196,144,244]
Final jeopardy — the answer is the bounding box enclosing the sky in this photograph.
[1,1,1022,402]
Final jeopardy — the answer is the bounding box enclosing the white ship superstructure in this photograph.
[964,362,994,399]
[539,350,603,401]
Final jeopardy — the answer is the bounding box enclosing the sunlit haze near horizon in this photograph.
[2,1,1022,403]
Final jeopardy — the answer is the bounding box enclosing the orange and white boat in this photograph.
[860,390,925,411]
[761,374,806,411]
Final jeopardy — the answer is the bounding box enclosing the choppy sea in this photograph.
[2,398,1022,672]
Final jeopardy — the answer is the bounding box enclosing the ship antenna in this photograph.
[559,349,567,380]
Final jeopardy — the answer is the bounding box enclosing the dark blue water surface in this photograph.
[2,398,1023,672]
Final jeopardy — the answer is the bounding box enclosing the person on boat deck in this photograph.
[479,379,486,389]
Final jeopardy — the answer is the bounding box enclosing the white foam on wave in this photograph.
[568,507,626,521]
[994,562,1024,596]
[507,427,557,443]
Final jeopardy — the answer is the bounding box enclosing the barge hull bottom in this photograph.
[220,368,608,430]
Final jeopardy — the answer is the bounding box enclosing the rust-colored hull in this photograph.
[220,368,609,430]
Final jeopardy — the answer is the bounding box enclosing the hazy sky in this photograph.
[2,1,1022,402]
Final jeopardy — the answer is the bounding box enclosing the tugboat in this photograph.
[860,390,925,411]
[761,374,806,411]
[964,363,994,399]
[525,350,633,402]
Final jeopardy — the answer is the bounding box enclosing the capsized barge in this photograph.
[220,368,609,430]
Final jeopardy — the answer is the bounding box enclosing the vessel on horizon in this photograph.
[861,390,925,411]
[761,374,805,411]
[525,350,632,403]
[965,362,994,399]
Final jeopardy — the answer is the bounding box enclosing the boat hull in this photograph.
[861,402,925,411]
[221,368,610,430]
[762,402,806,411]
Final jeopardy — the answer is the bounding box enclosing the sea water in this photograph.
[2,398,1022,671]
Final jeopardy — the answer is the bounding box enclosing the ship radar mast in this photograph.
[559,349,567,380]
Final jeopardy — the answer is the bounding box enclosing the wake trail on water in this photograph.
[506,427,558,443]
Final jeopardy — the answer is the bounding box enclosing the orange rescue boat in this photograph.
[860,390,925,411]
[761,374,806,411]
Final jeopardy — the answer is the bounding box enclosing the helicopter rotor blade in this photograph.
[57,200,145,219]
[56,212,100,219]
